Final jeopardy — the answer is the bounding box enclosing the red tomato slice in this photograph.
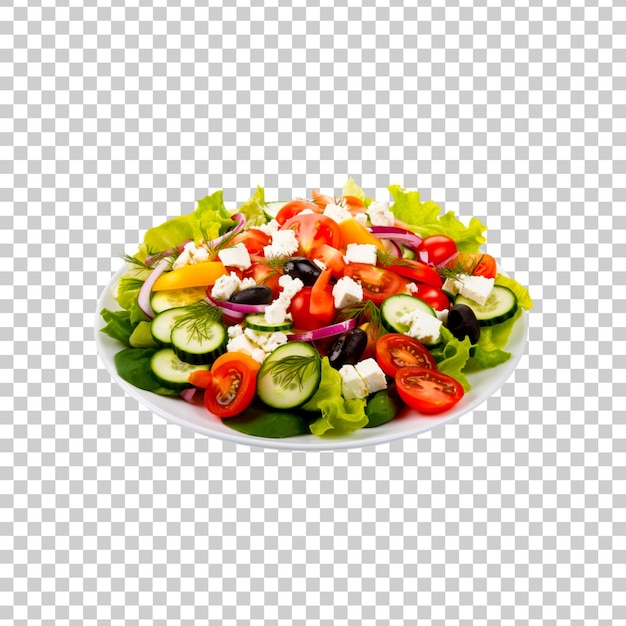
[230,228,271,255]
[384,258,443,288]
[281,213,342,256]
[417,235,457,266]
[275,200,322,225]
[311,242,346,278]
[395,366,464,415]
[449,253,497,279]
[203,353,260,418]
[410,285,451,311]
[243,263,282,298]
[375,334,437,377]
[342,263,410,306]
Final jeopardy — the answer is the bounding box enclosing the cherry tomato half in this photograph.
[375,334,437,378]
[449,252,497,279]
[411,285,451,311]
[342,263,410,306]
[417,235,457,266]
[275,200,322,225]
[395,366,464,415]
[202,352,261,418]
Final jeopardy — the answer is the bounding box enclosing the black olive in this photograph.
[283,257,321,286]
[447,304,481,344]
[229,285,273,305]
[327,328,369,369]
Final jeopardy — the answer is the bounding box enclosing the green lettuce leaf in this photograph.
[495,273,533,310]
[469,346,511,369]
[473,307,522,352]
[343,177,366,201]
[139,190,233,258]
[115,276,149,324]
[237,186,269,227]
[432,327,472,392]
[99,309,134,346]
[388,185,487,253]
[303,358,368,436]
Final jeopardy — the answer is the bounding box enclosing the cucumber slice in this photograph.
[170,318,227,365]
[401,245,416,260]
[149,348,209,391]
[263,201,289,219]
[454,285,517,327]
[150,307,189,347]
[256,342,321,409]
[245,313,294,332]
[150,287,207,314]
[380,294,436,334]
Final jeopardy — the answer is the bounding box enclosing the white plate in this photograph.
[95,265,529,451]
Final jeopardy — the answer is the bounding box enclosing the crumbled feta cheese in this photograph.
[405,282,418,295]
[227,324,289,363]
[442,277,461,296]
[339,364,369,400]
[263,229,299,260]
[366,201,395,226]
[457,275,495,306]
[217,243,252,270]
[332,276,363,309]
[226,333,266,364]
[172,248,192,270]
[435,308,449,324]
[344,243,378,265]
[256,219,280,235]
[172,241,212,270]
[212,272,243,301]
[354,212,369,227]
[323,203,352,223]
[264,275,304,325]
[354,358,387,395]
[398,310,442,344]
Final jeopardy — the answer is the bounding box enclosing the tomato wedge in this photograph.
[281,213,341,256]
[395,366,464,415]
[275,200,322,225]
[230,228,271,255]
[342,263,409,306]
[384,258,443,288]
[311,242,346,278]
[202,352,261,418]
[288,287,328,331]
[450,253,497,279]
[309,267,335,324]
[375,334,436,377]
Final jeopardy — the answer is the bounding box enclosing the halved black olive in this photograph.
[283,257,321,286]
[327,328,368,369]
[229,285,273,305]
[447,304,481,344]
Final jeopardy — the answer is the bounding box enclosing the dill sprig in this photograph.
[375,249,415,269]
[264,354,321,390]
[335,299,383,329]
[172,300,223,342]
[118,276,145,292]
[204,225,243,259]
[436,255,482,281]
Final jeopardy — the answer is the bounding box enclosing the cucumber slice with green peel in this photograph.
[170,318,227,365]
[150,287,207,313]
[149,348,210,391]
[401,245,416,260]
[263,201,289,219]
[256,342,321,409]
[380,294,436,334]
[454,285,517,326]
[150,307,190,347]
[244,313,294,332]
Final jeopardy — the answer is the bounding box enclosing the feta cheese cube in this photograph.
[442,277,461,296]
[263,275,304,325]
[366,201,395,226]
[332,276,363,309]
[405,282,418,295]
[190,246,210,263]
[354,358,387,395]
[435,308,449,324]
[217,243,252,270]
[263,229,299,260]
[398,310,442,344]
[323,202,352,223]
[354,212,369,227]
[256,219,280,235]
[339,364,368,400]
[457,275,495,306]
[344,243,378,265]
[211,272,243,301]
[172,248,192,270]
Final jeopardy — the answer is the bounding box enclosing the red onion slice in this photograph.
[369,225,423,249]
[418,250,429,264]
[208,213,247,248]
[435,251,459,268]
[180,387,198,403]
[287,318,356,342]
[380,238,402,258]
[137,259,170,319]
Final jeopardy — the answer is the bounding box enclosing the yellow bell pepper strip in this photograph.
[337,218,387,253]
[152,261,227,291]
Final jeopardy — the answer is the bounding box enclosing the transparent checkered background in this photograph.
[2,1,624,625]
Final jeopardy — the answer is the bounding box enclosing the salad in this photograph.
[100,179,532,439]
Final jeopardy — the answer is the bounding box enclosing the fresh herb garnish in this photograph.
[172,299,223,341]
[375,249,415,269]
[436,255,482,281]
[335,299,383,329]
[264,353,321,390]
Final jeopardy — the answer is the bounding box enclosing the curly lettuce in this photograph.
[388,185,487,253]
